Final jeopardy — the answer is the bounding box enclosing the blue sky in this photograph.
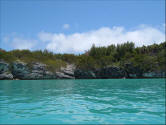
[0,0,165,53]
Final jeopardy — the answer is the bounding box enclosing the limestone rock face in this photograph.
[56,72,75,79]
[61,64,75,76]
[30,62,56,79]
[56,64,75,79]
[0,61,13,79]
[12,61,56,79]
[12,61,30,79]
[0,73,13,80]
[4,61,76,79]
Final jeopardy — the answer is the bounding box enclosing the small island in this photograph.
[0,41,165,80]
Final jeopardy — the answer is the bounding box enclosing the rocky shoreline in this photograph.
[0,60,165,80]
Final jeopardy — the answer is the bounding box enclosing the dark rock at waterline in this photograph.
[0,61,13,79]
[0,61,9,73]
[74,66,125,79]
[123,63,166,78]
[123,63,143,78]
[142,72,166,78]
[74,69,96,79]
[95,66,125,78]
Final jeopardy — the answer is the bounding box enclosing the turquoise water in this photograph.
[0,79,165,124]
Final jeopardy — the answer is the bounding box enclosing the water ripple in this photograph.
[0,79,165,124]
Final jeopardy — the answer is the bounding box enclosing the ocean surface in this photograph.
[0,79,165,124]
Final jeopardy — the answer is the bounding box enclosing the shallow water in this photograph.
[0,79,165,124]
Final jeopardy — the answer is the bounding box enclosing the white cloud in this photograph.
[38,25,165,53]
[3,25,165,53]
[38,31,54,42]
[63,24,70,29]
[11,37,36,50]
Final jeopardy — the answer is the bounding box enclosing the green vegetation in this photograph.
[0,41,165,73]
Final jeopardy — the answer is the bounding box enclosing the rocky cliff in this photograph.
[11,62,56,79]
[0,61,13,79]
[0,60,75,80]
[0,60,165,80]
